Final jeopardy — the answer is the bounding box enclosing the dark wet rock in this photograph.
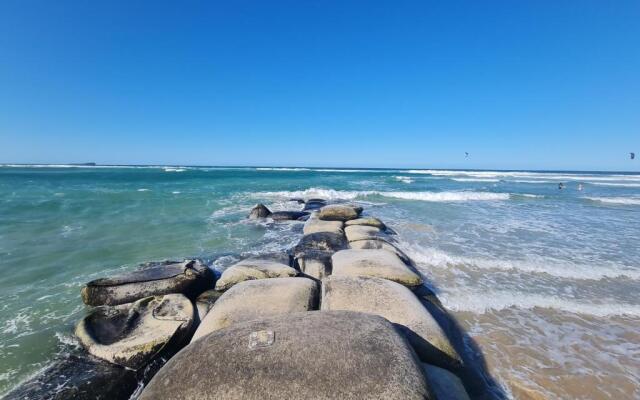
[332,249,422,287]
[192,277,318,342]
[302,199,327,211]
[140,311,431,400]
[269,210,309,221]
[75,294,194,369]
[3,353,138,400]
[248,203,272,219]
[423,364,471,400]
[81,260,214,307]
[291,232,349,254]
[318,204,362,221]
[194,289,225,323]
[321,275,462,370]
[214,258,298,291]
[289,197,305,204]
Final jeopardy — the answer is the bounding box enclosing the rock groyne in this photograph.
[5,198,501,400]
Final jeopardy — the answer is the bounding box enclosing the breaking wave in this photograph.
[584,197,640,206]
[254,188,512,202]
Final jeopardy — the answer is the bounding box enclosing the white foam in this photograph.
[394,176,414,183]
[137,188,150,192]
[584,197,640,205]
[254,188,511,202]
[589,182,640,188]
[404,244,640,280]
[407,169,640,183]
[255,167,311,171]
[451,178,500,182]
[164,167,186,172]
[440,289,640,317]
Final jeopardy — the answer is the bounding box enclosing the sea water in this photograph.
[1,165,639,398]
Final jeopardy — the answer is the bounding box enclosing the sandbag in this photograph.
[344,224,388,242]
[345,217,386,229]
[194,289,225,323]
[321,275,462,369]
[291,232,349,255]
[303,217,344,235]
[331,249,422,287]
[214,258,298,291]
[81,259,214,306]
[318,204,361,221]
[139,311,431,400]
[295,250,333,280]
[75,294,194,369]
[303,198,327,211]
[349,238,412,264]
[3,353,138,400]
[192,277,318,341]
[423,364,471,400]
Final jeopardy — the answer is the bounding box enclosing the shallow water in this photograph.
[1,165,639,398]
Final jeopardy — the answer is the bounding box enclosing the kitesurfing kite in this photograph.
[631,152,636,160]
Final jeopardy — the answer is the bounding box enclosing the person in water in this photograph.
[558,183,565,190]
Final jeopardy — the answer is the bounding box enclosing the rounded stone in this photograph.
[214,258,298,291]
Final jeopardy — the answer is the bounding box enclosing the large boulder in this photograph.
[3,353,138,400]
[75,294,194,369]
[248,203,272,219]
[192,277,318,342]
[291,232,349,255]
[139,311,431,400]
[303,217,344,235]
[332,249,422,287]
[321,275,462,369]
[214,258,298,291]
[344,224,388,242]
[422,364,471,400]
[269,210,309,221]
[349,238,412,264]
[81,260,214,306]
[345,217,386,230]
[318,204,362,221]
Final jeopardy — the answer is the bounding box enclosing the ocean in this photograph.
[1,165,639,398]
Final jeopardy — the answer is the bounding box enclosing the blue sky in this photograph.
[1,1,638,170]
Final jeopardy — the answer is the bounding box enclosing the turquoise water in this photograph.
[1,165,640,398]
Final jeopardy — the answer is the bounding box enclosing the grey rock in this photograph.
[248,203,272,219]
[214,258,298,291]
[318,204,362,221]
[81,260,214,307]
[295,250,333,280]
[332,249,423,287]
[302,198,327,211]
[3,353,138,400]
[75,294,194,369]
[139,311,431,400]
[194,289,225,323]
[192,277,319,342]
[321,275,462,369]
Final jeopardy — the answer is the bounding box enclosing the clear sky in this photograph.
[1,1,638,171]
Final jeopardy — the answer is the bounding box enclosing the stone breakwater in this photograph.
[4,198,504,400]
